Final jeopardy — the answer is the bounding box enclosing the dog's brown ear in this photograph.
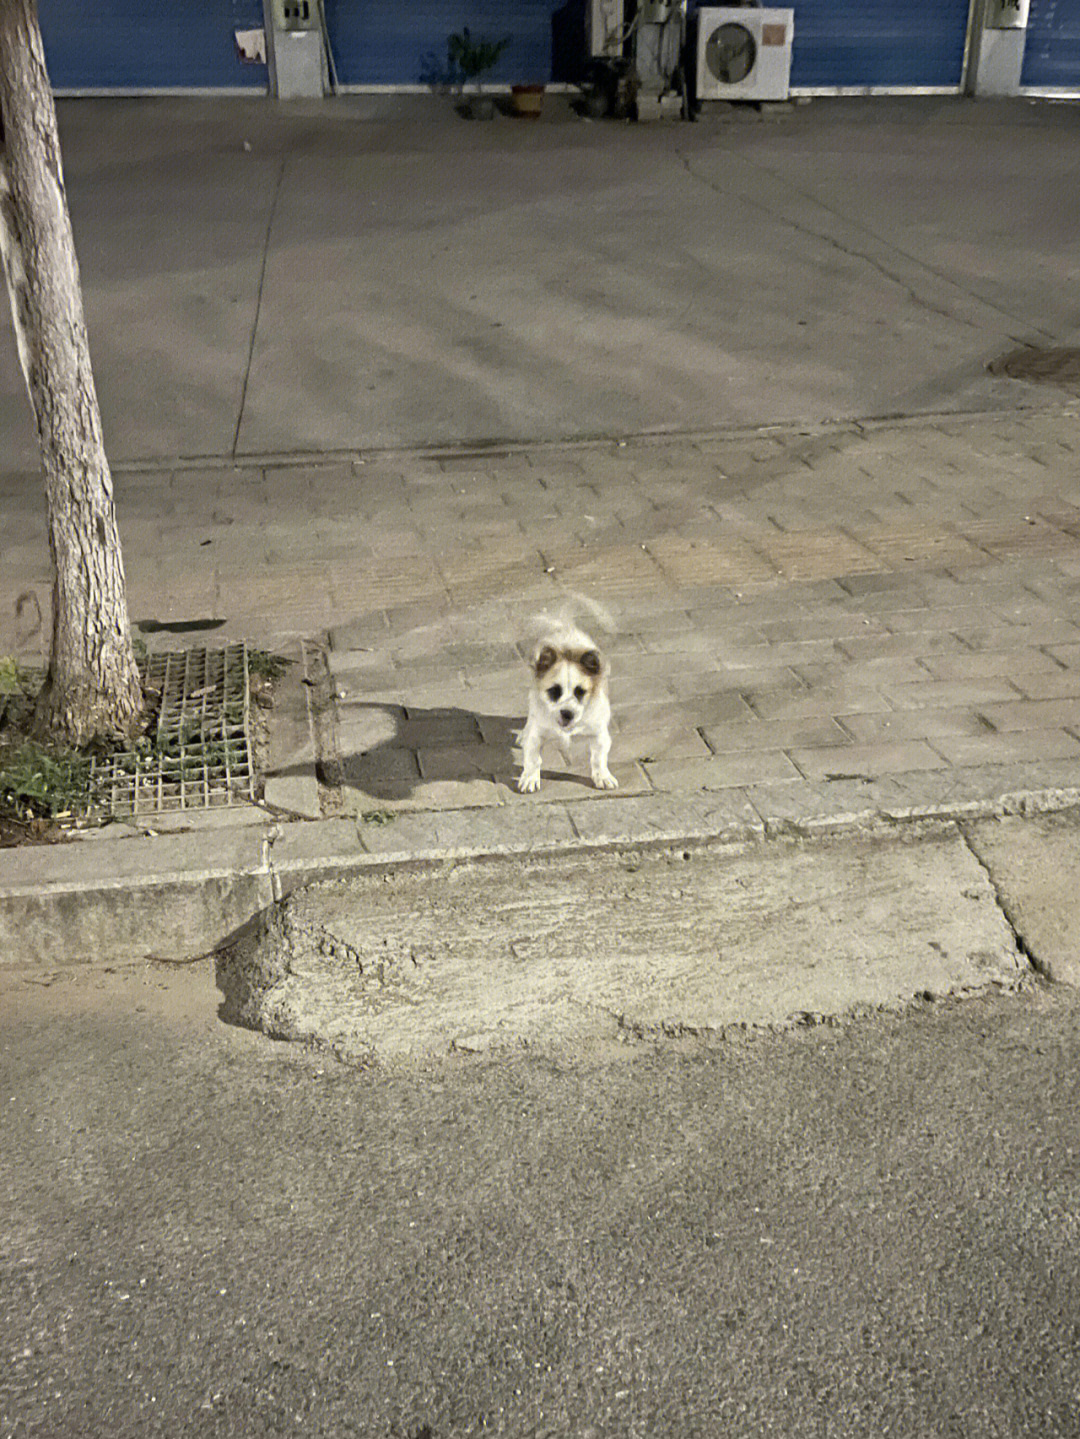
[534,644,558,675]
[580,649,602,676]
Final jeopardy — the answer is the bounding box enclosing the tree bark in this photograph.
[0,0,142,746]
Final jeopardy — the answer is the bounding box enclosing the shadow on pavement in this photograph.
[331,701,596,801]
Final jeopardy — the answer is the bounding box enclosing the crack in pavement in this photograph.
[672,147,1060,344]
[233,154,287,459]
[958,821,1046,980]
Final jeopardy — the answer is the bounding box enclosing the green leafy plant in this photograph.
[247,649,290,681]
[0,657,32,695]
[0,739,93,819]
[447,27,510,92]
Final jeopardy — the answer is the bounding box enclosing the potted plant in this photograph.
[510,82,545,118]
[447,27,510,119]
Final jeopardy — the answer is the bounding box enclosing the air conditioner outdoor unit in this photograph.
[695,7,794,102]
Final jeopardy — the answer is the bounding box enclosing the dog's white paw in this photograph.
[518,772,541,794]
[593,769,619,790]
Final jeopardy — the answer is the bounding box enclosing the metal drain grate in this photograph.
[89,645,255,817]
[1,646,255,818]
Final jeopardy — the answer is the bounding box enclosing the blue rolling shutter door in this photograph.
[39,0,267,90]
[322,1,555,87]
[790,0,971,89]
[1021,0,1080,87]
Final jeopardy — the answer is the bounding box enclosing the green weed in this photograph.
[360,809,397,826]
[0,739,93,820]
[247,649,290,681]
[0,657,33,696]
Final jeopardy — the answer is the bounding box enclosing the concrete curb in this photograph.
[106,399,1080,475]
[4,773,1080,969]
[220,822,1031,1064]
[0,827,276,967]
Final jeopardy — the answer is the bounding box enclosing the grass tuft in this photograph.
[0,657,33,696]
[247,649,290,681]
[0,739,93,820]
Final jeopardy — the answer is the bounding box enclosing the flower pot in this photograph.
[457,94,496,120]
[510,84,545,118]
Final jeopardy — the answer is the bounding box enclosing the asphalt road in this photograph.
[3,963,1080,1438]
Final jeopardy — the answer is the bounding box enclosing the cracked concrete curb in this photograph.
[216,822,1034,1064]
[4,779,1080,971]
[963,813,1080,987]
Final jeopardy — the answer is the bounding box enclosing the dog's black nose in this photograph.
[559,709,574,725]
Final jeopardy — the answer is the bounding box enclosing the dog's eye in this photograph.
[574,686,586,701]
[546,684,562,701]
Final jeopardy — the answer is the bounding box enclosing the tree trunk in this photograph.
[0,0,142,746]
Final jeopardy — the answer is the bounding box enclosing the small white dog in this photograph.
[517,607,617,793]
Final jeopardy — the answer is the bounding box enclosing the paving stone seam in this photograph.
[107,402,1080,475]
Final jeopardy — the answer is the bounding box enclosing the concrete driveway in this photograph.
[2,94,1077,468]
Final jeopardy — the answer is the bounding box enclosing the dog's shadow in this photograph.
[327,702,598,803]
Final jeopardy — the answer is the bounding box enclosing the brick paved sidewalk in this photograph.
[317,406,1080,827]
[4,404,1080,831]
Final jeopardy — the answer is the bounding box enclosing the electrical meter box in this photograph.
[267,0,326,97]
[271,0,318,31]
[588,0,626,59]
[985,0,1029,28]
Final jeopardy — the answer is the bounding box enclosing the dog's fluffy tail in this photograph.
[523,592,616,651]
